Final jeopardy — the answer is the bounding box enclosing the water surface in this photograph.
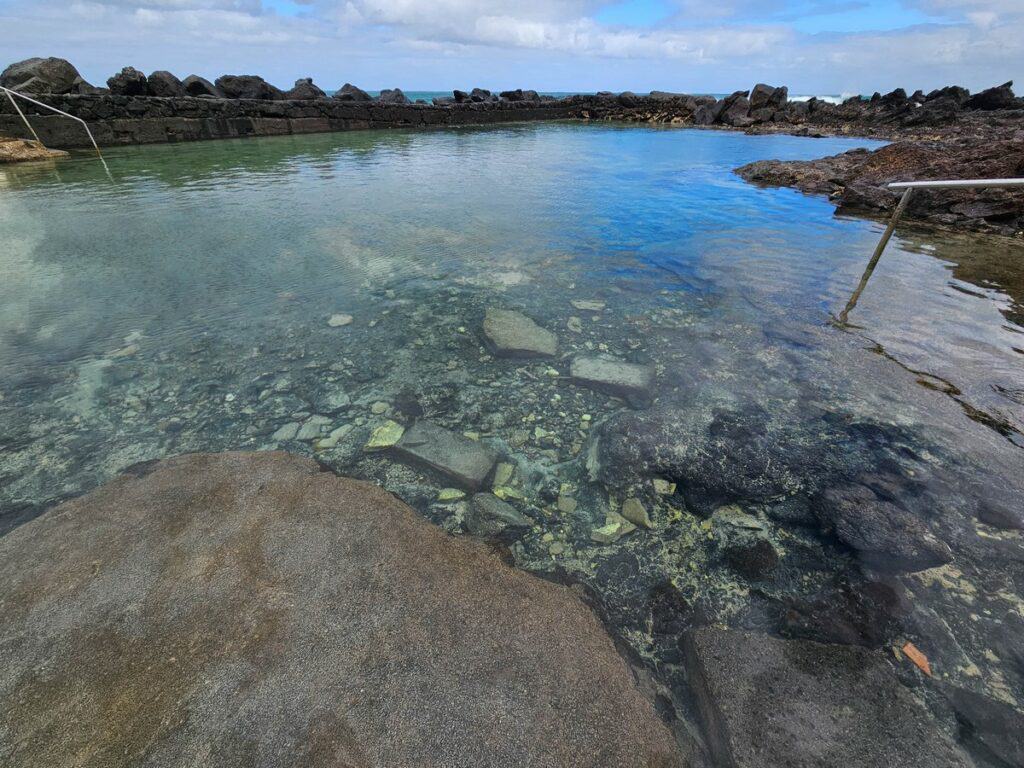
[1,123,1022,755]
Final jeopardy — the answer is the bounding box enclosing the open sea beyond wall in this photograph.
[1,123,1023,757]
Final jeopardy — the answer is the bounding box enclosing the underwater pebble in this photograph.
[328,314,354,327]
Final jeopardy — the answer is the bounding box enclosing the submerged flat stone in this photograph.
[468,493,533,539]
[683,629,971,768]
[394,421,498,490]
[0,452,681,767]
[570,356,655,406]
[482,308,557,358]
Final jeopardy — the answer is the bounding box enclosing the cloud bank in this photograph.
[0,0,1020,94]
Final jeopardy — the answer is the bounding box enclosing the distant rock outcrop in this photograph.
[284,77,326,100]
[377,87,411,104]
[1,57,83,95]
[333,82,372,102]
[214,74,284,100]
[107,66,149,96]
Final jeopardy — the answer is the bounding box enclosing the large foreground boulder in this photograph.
[0,56,82,95]
[682,629,971,768]
[0,452,681,768]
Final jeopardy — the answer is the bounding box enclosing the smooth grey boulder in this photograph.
[815,484,952,573]
[569,356,654,406]
[377,87,411,104]
[0,57,81,95]
[682,629,972,768]
[394,421,498,490]
[106,66,149,96]
[215,74,284,100]
[334,82,372,101]
[181,74,223,98]
[146,70,186,97]
[468,493,533,539]
[284,77,325,100]
[0,452,682,768]
[482,308,558,358]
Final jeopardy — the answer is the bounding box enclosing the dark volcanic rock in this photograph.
[215,74,284,100]
[815,484,952,573]
[749,83,787,110]
[146,70,186,98]
[284,77,325,100]
[181,74,222,98]
[967,80,1016,110]
[377,88,411,104]
[334,82,372,102]
[736,139,1024,235]
[977,498,1024,530]
[106,66,150,96]
[682,630,972,768]
[718,91,752,126]
[499,88,538,102]
[0,452,682,768]
[943,684,1024,768]
[469,87,495,103]
[0,57,82,95]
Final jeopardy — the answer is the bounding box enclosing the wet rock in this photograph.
[591,511,636,544]
[333,83,372,102]
[621,497,653,529]
[966,80,1016,111]
[976,498,1023,530]
[215,74,284,100]
[482,308,557,359]
[328,313,353,327]
[284,77,325,100]
[0,452,682,768]
[106,66,150,96]
[943,684,1024,768]
[181,74,223,98]
[780,578,908,647]
[146,71,186,98]
[394,421,498,490]
[1,57,82,95]
[815,485,952,573]
[272,421,300,441]
[570,299,605,311]
[467,493,532,539]
[365,419,405,450]
[712,505,778,579]
[0,137,68,164]
[378,88,411,104]
[682,629,972,768]
[569,356,654,407]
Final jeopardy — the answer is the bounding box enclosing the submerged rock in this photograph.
[569,356,654,406]
[683,629,972,768]
[0,452,682,768]
[393,421,498,490]
[468,493,532,539]
[815,485,952,573]
[482,308,557,358]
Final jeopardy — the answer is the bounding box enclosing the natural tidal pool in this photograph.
[2,123,1023,760]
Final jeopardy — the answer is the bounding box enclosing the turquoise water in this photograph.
[1,123,1022,750]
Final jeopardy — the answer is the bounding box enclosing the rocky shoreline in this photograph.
[4,57,1022,234]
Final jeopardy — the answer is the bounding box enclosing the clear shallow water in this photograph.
[1,123,1023,755]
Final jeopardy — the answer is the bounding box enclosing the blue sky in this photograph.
[1,0,1021,94]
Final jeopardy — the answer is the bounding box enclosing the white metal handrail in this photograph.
[837,177,1024,324]
[1,85,105,160]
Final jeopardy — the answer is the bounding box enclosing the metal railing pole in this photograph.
[837,187,913,324]
[0,86,105,159]
[4,89,43,144]
[837,177,1024,325]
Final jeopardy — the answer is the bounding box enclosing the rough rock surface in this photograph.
[334,82,372,101]
[736,137,1024,235]
[0,452,683,768]
[0,136,68,163]
[0,57,82,95]
[682,629,972,768]
[146,70,186,98]
[181,74,222,98]
[378,87,411,104]
[815,484,952,573]
[285,77,326,100]
[107,66,150,96]
[468,492,533,539]
[215,74,284,100]
[394,421,499,490]
[570,356,655,406]
[482,307,558,358]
